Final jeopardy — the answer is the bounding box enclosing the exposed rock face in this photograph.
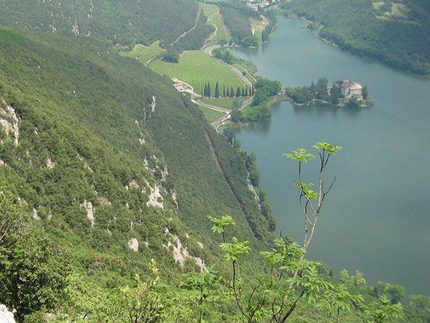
[128,238,139,252]
[146,184,164,209]
[0,305,16,323]
[81,200,95,227]
[0,99,19,146]
[163,229,206,271]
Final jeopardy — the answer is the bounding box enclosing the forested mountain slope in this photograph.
[0,0,200,47]
[0,25,272,292]
[282,0,430,75]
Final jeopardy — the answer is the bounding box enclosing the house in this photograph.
[341,80,363,101]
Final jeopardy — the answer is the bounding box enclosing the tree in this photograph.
[251,90,268,106]
[330,82,340,105]
[180,268,224,323]
[347,97,360,109]
[362,85,369,100]
[215,82,220,98]
[119,260,167,323]
[207,83,211,98]
[230,108,241,123]
[0,191,70,321]
[284,142,342,250]
[374,281,406,304]
[203,83,208,97]
[207,215,235,242]
[362,296,404,323]
[340,269,367,287]
[232,100,241,110]
[236,87,241,97]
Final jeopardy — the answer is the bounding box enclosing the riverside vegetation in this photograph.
[0,0,429,322]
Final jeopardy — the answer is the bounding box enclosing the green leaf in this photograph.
[284,148,316,162]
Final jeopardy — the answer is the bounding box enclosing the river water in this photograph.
[230,17,430,295]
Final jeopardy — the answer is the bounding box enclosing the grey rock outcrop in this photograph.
[0,305,16,323]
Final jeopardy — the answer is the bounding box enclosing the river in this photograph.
[229,17,430,295]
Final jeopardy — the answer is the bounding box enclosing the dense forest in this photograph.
[281,0,430,75]
[0,0,429,322]
[0,0,212,52]
[217,2,260,47]
[283,0,430,75]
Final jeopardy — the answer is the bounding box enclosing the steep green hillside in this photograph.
[0,26,272,282]
[0,0,200,47]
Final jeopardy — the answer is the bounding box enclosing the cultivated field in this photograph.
[149,50,248,96]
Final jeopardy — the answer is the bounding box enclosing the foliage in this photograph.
[252,77,282,106]
[0,23,276,322]
[0,191,70,321]
[284,142,342,250]
[218,2,260,46]
[119,260,166,323]
[200,2,231,46]
[281,0,430,75]
[120,42,165,66]
[0,4,427,323]
[261,10,277,42]
[0,0,200,49]
[173,11,215,53]
[286,78,333,105]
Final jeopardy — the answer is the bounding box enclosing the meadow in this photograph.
[199,97,246,110]
[199,105,226,123]
[120,42,165,65]
[200,2,230,46]
[149,50,247,96]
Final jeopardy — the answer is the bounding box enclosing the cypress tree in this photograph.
[215,82,220,98]
[236,87,241,97]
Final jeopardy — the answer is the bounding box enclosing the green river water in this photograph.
[230,16,430,295]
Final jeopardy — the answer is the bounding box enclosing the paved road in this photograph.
[204,45,254,88]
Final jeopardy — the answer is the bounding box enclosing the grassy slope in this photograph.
[120,42,166,65]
